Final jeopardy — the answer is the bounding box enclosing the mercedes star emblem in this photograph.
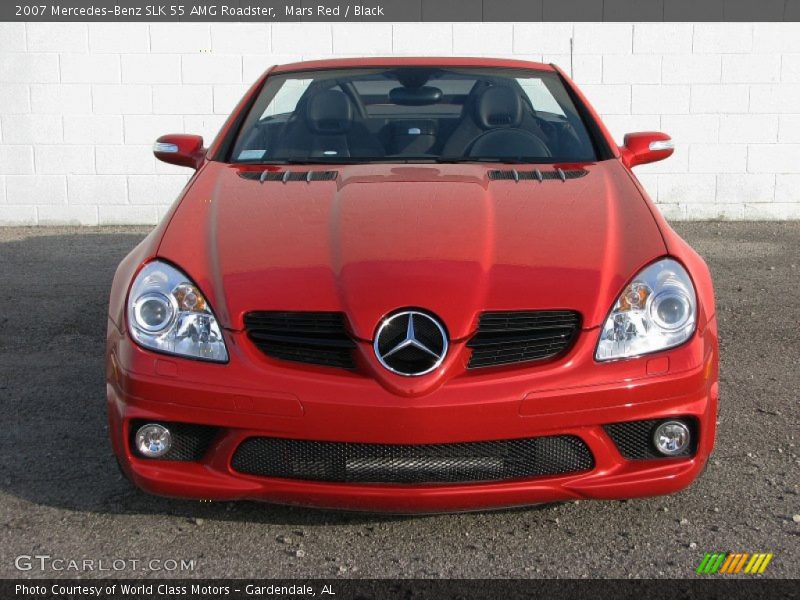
[373,310,448,376]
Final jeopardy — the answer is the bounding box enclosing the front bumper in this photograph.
[107,317,718,512]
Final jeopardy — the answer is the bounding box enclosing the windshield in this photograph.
[228,67,599,164]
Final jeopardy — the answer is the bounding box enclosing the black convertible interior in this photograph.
[230,67,598,163]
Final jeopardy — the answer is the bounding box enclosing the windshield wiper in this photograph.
[236,157,560,166]
[283,157,375,164]
[237,157,384,165]
[236,157,447,166]
[435,157,553,164]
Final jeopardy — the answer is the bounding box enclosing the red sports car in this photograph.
[107,57,718,512]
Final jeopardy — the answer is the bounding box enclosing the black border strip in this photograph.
[2,579,795,599]
[4,0,800,22]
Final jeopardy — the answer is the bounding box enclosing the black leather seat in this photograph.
[441,85,551,159]
[273,89,384,159]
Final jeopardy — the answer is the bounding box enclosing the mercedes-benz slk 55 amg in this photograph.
[107,57,718,512]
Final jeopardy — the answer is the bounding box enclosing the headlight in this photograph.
[127,261,228,362]
[595,258,696,361]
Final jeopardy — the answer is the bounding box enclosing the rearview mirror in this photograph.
[620,132,674,168]
[153,134,205,170]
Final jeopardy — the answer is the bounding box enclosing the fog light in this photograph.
[653,420,690,456]
[135,423,172,458]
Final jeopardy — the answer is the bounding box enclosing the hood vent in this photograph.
[238,170,338,183]
[488,168,588,182]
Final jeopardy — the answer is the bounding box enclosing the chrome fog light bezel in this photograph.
[135,423,173,458]
[652,420,691,456]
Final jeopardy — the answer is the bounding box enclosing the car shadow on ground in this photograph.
[0,230,559,527]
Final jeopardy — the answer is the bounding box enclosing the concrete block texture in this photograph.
[1,21,799,224]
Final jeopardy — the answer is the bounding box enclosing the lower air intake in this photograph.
[129,420,219,461]
[230,435,594,484]
[604,418,697,459]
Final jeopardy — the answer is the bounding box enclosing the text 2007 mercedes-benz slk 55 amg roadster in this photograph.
[107,57,718,512]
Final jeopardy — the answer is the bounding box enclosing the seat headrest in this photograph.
[474,86,523,129]
[305,90,353,135]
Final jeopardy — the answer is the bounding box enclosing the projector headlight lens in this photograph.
[596,258,697,361]
[651,291,692,330]
[127,261,228,362]
[132,292,175,333]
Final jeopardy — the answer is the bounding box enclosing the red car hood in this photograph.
[158,161,666,338]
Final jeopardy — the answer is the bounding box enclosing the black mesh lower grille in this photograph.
[129,420,219,461]
[604,418,697,459]
[244,311,356,369]
[467,310,581,369]
[231,435,594,484]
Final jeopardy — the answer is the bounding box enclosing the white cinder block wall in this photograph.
[1,22,800,225]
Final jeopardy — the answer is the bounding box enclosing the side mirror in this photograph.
[153,134,205,170]
[620,132,674,168]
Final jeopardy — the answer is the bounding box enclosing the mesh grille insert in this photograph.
[231,435,594,484]
[129,420,219,461]
[604,418,698,459]
[244,311,356,369]
[467,310,581,369]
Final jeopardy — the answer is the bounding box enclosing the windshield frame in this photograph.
[213,64,614,166]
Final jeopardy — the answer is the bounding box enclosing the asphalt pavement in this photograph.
[0,222,798,579]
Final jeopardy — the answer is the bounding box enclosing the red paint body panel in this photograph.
[154,134,205,170]
[270,56,555,75]
[108,57,718,512]
[157,160,666,337]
